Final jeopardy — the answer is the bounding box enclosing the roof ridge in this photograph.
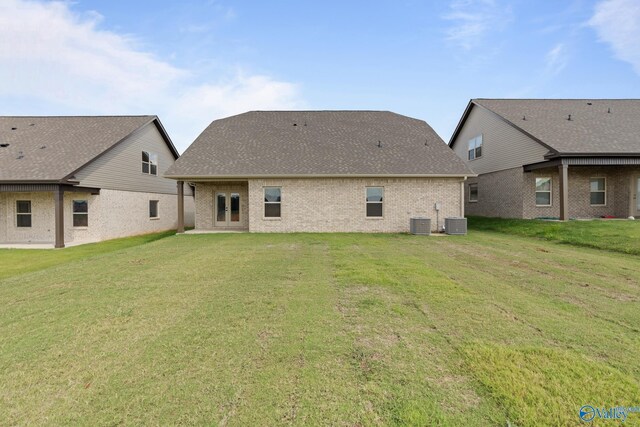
[0,115,156,119]
[474,98,640,101]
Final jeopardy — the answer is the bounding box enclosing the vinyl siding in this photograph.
[452,105,550,175]
[74,122,187,195]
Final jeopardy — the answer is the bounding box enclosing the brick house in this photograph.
[166,111,473,233]
[449,99,640,219]
[0,116,194,248]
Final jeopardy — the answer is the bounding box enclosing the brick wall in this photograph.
[0,189,195,244]
[522,166,640,219]
[246,177,464,233]
[465,167,524,218]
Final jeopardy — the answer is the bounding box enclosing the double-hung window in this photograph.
[73,200,88,227]
[535,177,552,206]
[149,200,159,219]
[468,135,483,160]
[142,151,158,175]
[264,187,281,218]
[366,187,384,217]
[16,200,31,227]
[590,178,606,206]
[469,183,478,202]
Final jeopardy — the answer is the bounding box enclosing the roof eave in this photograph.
[448,99,475,148]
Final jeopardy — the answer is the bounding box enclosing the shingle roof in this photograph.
[166,111,472,178]
[0,116,170,182]
[470,99,640,155]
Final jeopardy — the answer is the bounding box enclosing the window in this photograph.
[366,187,384,217]
[264,187,281,218]
[16,200,31,227]
[590,178,606,206]
[73,200,88,227]
[142,151,158,175]
[149,200,159,219]
[535,177,552,206]
[469,183,478,202]
[467,135,483,160]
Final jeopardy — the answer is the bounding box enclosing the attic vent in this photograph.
[587,102,592,105]
[10,127,17,130]
[40,145,46,149]
[567,114,572,121]
[0,143,9,148]
[608,108,611,114]
[292,123,297,126]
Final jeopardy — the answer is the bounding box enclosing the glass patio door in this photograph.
[215,192,240,226]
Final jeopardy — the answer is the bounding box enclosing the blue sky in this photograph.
[1,0,639,152]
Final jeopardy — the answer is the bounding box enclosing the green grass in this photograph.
[0,230,175,280]
[469,216,640,255]
[1,231,639,426]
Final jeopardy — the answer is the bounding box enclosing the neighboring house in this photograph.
[450,99,640,220]
[165,110,473,233]
[0,116,194,248]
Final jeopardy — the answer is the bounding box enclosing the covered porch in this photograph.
[0,183,100,248]
[176,180,249,233]
[524,158,640,220]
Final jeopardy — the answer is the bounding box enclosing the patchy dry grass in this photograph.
[1,231,639,425]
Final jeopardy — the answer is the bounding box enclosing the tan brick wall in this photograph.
[0,189,195,244]
[194,182,249,230]
[465,167,524,218]
[246,177,464,233]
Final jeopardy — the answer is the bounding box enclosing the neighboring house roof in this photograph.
[450,99,640,157]
[0,116,178,183]
[166,111,473,178]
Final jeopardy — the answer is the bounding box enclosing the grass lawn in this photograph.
[468,216,640,255]
[1,231,639,426]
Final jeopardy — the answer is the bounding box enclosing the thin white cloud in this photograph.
[588,0,640,74]
[443,0,512,50]
[545,43,568,75]
[0,0,304,151]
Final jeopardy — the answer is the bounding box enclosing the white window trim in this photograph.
[149,200,160,219]
[263,187,282,219]
[590,177,607,206]
[468,183,478,203]
[72,199,89,228]
[535,177,552,207]
[467,135,483,161]
[142,151,158,176]
[365,186,384,219]
[16,200,32,228]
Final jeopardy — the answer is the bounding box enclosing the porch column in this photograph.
[177,180,185,233]
[558,163,569,221]
[54,186,65,248]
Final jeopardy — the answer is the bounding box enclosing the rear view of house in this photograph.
[450,99,640,219]
[166,111,473,233]
[0,116,194,248]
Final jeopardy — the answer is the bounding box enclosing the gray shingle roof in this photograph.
[166,111,472,178]
[0,116,166,182]
[472,99,640,155]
